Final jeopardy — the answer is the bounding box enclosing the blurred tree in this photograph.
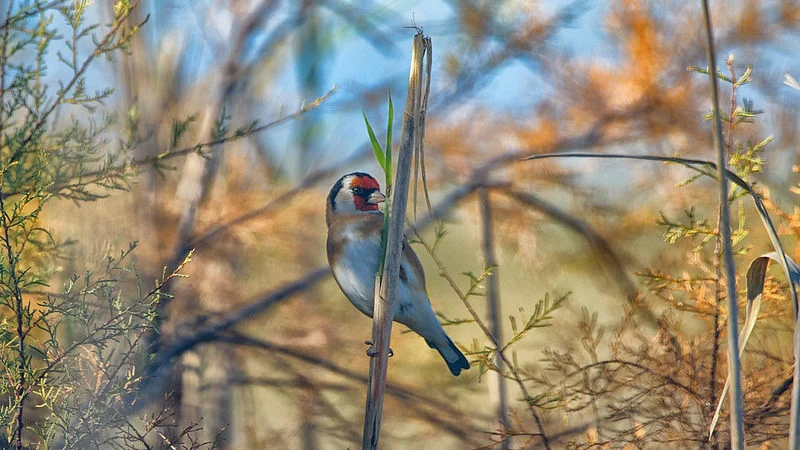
[5,0,798,449]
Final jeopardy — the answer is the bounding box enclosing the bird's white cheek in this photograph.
[335,190,357,213]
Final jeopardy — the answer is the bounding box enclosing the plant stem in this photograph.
[710,52,739,449]
[412,226,551,449]
[700,1,744,448]
[0,190,26,450]
[479,189,510,449]
[361,31,427,450]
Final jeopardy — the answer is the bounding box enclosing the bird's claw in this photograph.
[364,341,393,357]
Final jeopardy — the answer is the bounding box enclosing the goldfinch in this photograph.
[326,172,470,376]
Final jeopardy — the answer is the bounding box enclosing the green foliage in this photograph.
[461,265,496,298]
[688,64,751,87]
[361,94,394,182]
[435,311,475,327]
[504,292,570,353]
[363,111,384,171]
[362,93,394,279]
[729,135,771,179]
[650,64,773,282]
[415,211,569,431]
[385,95,393,182]
[469,289,569,380]
[171,115,199,150]
[657,208,716,247]
[0,2,215,448]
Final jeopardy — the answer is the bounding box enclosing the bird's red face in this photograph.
[350,174,382,212]
[327,172,386,216]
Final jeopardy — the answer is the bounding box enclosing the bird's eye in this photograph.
[352,187,364,195]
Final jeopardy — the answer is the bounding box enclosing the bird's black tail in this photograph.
[426,336,470,376]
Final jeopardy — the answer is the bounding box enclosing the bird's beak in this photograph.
[368,191,386,204]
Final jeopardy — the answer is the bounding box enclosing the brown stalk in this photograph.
[478,189,510,449]
[362,30,428,450]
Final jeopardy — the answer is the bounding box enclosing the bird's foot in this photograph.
[364,341,393,357]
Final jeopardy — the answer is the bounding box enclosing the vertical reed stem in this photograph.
[700,1,744,447]
[362,31,429,450]
[479,189,511,449]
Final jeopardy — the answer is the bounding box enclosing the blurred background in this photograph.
[14,0,800,448]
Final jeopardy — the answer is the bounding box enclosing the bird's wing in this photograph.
[401,236,428,297]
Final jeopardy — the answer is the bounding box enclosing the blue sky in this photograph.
[59,1,800,181]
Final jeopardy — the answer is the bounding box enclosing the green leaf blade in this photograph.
[386,94,393,184]
[362,109,385,171]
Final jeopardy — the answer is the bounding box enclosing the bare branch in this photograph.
[132,266,330,411]
[221,332,485,445]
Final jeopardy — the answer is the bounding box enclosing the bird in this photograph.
[326,171,470,376]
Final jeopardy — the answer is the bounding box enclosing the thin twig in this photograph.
[411,226,551,449]
[0,0,66,31]
[563,360,703,404]
[161,91,335,166]
[7,88,335,199]
[12,0,145,163]
[13,256,190,409]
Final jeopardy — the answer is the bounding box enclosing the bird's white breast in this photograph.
[333,227,381,317]
[331,221,427,333]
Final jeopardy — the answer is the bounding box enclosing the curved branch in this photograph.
[520,152,796,320]
[500,187,643,315]
[221,332,486,445]
[7,88,336,199]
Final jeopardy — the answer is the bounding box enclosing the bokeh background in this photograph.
[7,0,800,448]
